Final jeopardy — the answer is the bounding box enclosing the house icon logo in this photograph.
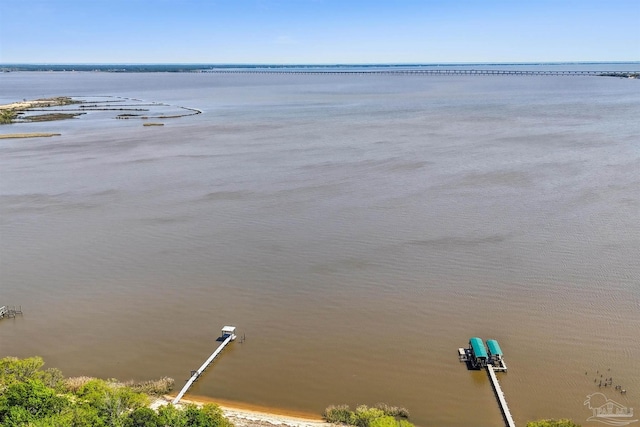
[584,393,638,426]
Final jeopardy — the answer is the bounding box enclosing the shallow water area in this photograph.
[1,68,639,427]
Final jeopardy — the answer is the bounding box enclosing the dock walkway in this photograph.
[487,365,516,427]
[172,326,236,405]
[459,338,514,426]
[0,305,22,320]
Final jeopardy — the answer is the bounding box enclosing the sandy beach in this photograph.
[0,97,76,111]
[152,396,332,427]
[0,133,61,139]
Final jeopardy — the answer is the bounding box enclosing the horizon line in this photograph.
[2,61,639,66]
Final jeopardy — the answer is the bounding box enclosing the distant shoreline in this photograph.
[1,62,639,77]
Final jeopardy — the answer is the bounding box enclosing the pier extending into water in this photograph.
[0,305,22,320]
[199,69,638,78]
[172,326,237,405]
[487,364,516,427]
[459,337,514,427]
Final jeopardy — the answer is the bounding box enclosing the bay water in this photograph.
[1,68,639,426]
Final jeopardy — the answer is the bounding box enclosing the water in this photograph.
[1,67,639,426]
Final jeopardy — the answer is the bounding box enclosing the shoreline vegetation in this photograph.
[0,132,61,139]
[0,96,202,138]
[0,356,410,427]
[0,356,327,427]
[0,97,81,125]
[0,356,581,427]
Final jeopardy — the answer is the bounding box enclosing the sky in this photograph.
[0,0,638,64]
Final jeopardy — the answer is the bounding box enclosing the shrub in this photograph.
[65,376,95,393]
[323,404,355,424]
[374,403,410,419]
[157,403,186,426]
[183,403,232,427]
[75,379,112,405]
[353,405,385,427]
[129,377,175,395]
[73,377,148,427]
[0,110,16,124]
[369,415,399,427]
[323,403,414,427]
[202,403,234,427]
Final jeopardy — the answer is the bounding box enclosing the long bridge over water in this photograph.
[199,69,637,77]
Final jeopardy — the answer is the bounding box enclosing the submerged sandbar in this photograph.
[0,132,61,139]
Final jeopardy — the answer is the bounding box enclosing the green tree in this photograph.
[0,356,66,395]
[65,405,106,427]
[75,379,113,406]
[0,357,178,427]
[364,413,414,427]
[180,403,232,427]
[75,378,147,427]
[353,405,385,427]
[0,379,68,426]
[323,403,414,427]
[0,110,16,124]
[184,404,211,427]
[157,404,186,427]
[21,412,71,427]
[200,403,234,427]
[323,404,355,424]
[126,407,160,427]
[101,387,146,427]
[1,356,45,385]
[369,415,399,427]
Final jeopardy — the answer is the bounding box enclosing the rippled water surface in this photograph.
[1,70,639,426]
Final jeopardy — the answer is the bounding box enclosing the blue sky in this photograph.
[1,0,638,63]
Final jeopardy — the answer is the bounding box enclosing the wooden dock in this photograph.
[172,326,236,405]
[0,305,22,320]
[487,365,516,427]
[459,338,514,426]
